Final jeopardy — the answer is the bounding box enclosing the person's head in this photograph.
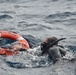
[41,36,58,51]
[44,37,58,45]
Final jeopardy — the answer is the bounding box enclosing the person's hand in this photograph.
[11,45,22,51]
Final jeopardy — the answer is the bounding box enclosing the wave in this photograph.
[0,14,13,19]
[46,12,76,19]
[0,0,38,3]
[45,12,76,24]
[1,11,15,14]
[51,0,59,2]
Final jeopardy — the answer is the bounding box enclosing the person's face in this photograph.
[41,42,48,51]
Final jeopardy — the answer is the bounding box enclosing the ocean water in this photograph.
[0,0,76,75]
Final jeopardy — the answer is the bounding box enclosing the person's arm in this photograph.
[59,47,66,56]
[11,45,26,51]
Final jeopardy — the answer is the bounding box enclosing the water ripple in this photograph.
[45,12,76,25]
[46,12,76,19]
[0,14,13,19]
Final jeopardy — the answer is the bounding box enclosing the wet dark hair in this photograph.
[41,37,58,51]
[46,37,58,45]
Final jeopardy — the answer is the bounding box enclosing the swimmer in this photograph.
[41,37,66,63]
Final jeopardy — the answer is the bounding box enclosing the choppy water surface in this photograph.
[0,0,76,75]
